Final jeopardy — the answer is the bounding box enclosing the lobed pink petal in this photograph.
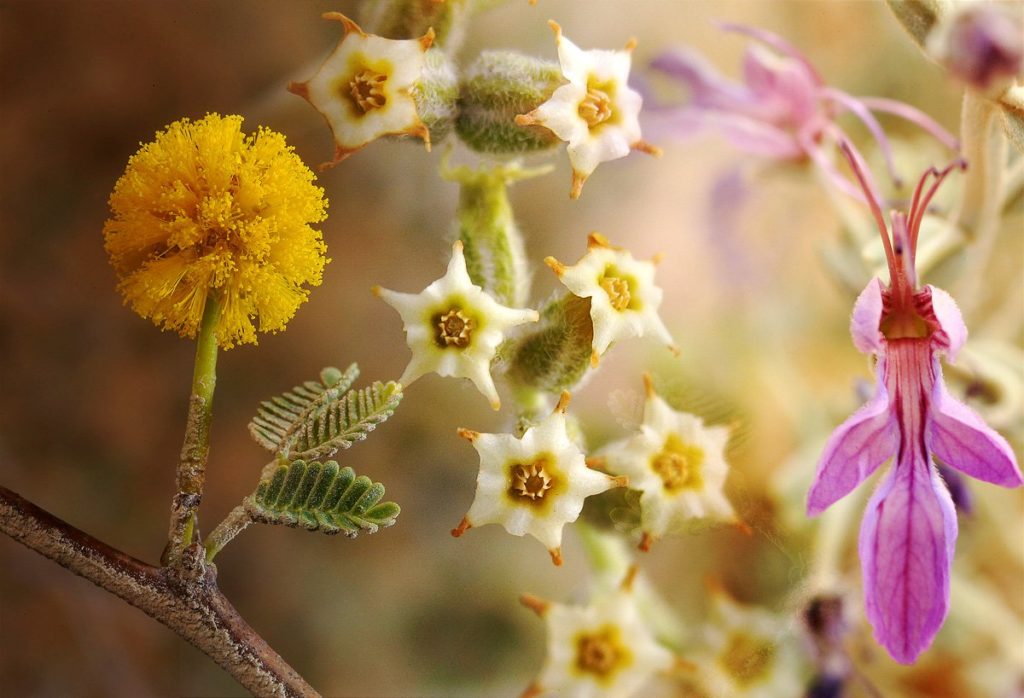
[649,47,753,112]
[807,365,897,516]
[850,278,886,355]
[741,43,818,124]
[925,285,967,360]
[859,459,957,664]
[715,21,824,85]
[712,112,803,158]
[928,363,1023,487]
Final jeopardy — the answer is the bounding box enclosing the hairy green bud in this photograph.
[504,293,595,395]
[456,51,564,154]
[413,49,460,145]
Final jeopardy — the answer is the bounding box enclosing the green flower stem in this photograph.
[956,92,1000,241]
[443,157,553,307]
[205,505,253,563]
[955,92,1008,316]
[166,295,221,568]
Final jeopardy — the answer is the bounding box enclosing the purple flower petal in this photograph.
[715,21,824,85]
[648,47,752,111]
[742,44,818,124]
[936,463,973,515]
[926,285,967,360]
[850,278,885,354]
[928,364,1023,487]
[714,112,804,158]
[808,365,897,516]
[859,459,957,664]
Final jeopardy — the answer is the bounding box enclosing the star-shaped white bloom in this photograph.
[693,586,806,698]
[520,576,675,698]
[601,376,738,549]
[289,13,433,167]
[452,393,626,564]
[374,241,538,410]
[546,233,676,365]
[516,21,658,199]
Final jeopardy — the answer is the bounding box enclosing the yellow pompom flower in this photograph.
[103,113,329,348]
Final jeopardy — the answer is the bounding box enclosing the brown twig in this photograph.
[0,485,319,698]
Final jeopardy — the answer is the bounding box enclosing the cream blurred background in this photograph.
[1,1,1016,697]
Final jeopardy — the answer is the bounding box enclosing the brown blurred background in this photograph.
[0,1,991,697]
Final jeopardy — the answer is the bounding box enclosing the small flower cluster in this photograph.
[290,13,657,197]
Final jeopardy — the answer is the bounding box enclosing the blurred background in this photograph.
[1,1,1020,696]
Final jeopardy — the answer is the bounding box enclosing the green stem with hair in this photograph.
[166,295,221,567]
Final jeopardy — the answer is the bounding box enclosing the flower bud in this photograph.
[413,49,460,144]
[505,294,595,395]
[929,2,1023,94]
[359,0,473,53]
[455,51,564,153]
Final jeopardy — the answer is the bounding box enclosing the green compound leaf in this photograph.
[245,459,400,536]
[248,364,403,461]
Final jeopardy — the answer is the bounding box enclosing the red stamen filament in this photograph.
[839,141,901,294]
[908,159,967,252]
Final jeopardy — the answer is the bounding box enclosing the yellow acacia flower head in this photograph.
[103,114,329,349]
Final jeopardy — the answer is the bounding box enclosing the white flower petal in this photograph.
[458,405,622,562]
[534,589,675,698]
[525,26,649,196]
[377,242,538,409]
[553,238,675,360]
[601,380,738,542]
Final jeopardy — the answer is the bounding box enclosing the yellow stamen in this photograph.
[349,69,388,112]
[578,86,613,128]
[435,308,473,348]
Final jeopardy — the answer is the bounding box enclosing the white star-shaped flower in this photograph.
[374,241,538,410]
[546,233,676,365]
[600,375,738,550]
[289,13,433,167]
[693,586,806,698]
[519,574,675,698]
[516,21,659,199]
[452,393,626,564]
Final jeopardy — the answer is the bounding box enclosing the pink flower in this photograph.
[646,23,959,203]
[806,144,1022,664]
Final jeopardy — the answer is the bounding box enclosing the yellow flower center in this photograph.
[574,625,630,680]
[600,276,631,311]
[349,69,388,113]
[509,461,554,501]
[579,86,613,128]
[598,264,638,312]
[718,632,776,686]
[651,434,704,493]
[435,308,473,348]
